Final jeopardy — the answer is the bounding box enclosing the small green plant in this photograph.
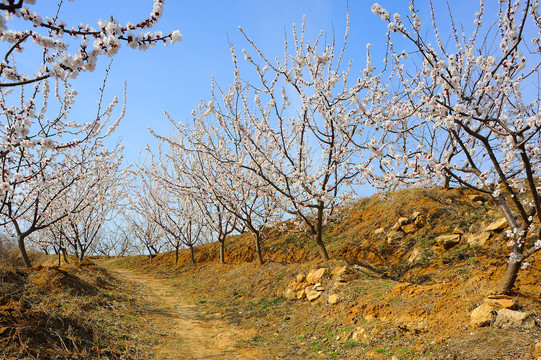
[399,347,415,359]
[250,335,265,343]
[311,341,323,352]
[329,350,340,358]
[376,348,393,356]
[417,234,435,248]
[371,280,393,296]
[337,326,352,334]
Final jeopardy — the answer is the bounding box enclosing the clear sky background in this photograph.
[22,0,501,175]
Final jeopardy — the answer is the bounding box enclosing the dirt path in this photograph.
[99,262,262,360]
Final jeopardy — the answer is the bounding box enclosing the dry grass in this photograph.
[0,259,167,359]
[0,237,24,269]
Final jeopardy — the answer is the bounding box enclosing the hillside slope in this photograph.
[117,187,541,359]
[1,187,540,359]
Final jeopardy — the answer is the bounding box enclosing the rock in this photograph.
[328,294,341,304]
[295,282,309,291]
[331,266,347,278]
[467,232,491,247]
[396,318,428,334]
[408,248,424,264]
[296,273,306,283]
[411,211,422,221]
[387,231,404,244]
[306,288,323,301]
[306,268,326,284]
[402,223,418,234]
[493,309,536,329]
[436,234,461,249]
[296,289,307,300]
[468,194,486,202]
[391,222,402,231]
[284,287,296,300]
[335,274,359,284]
[374,227,385,235]
[453,227,465,235]
[331,265,359,284]
[414,214,427,227]
[397,216,410,227]
[485,218,508,232]
[471,303,495,327]
[314,283,325,291]
[390,216,411,231]
[351,327,371,342]
[483,296,516,310]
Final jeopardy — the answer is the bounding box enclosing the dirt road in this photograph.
[100,262,262,360]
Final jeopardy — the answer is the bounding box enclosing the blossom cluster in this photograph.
[0,0,181,84]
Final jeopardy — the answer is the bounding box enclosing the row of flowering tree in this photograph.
[149,15,365,263]
[0,0,181,266]
[149,0,540,294]
[39,141,125,265]
[123,145,209,263]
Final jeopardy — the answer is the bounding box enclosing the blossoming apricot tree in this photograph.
[0,0,180,266]
[362,0,540,293]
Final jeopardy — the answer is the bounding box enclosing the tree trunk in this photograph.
[62,248,69,264]
[497,260,521,294]
[496,236,526,294]
[79,250,85,263]
[189,245,196,264]
[315,203,330,261]
[219,237,225,264]
[315,232,329,261]
[443,175,450,190]
[146,245,153,263]
[175,245,179,264]
[18,235,31,268]
[253,232,264,265]
[57,251,62,267]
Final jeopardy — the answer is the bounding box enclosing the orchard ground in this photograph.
[1,187,541,359]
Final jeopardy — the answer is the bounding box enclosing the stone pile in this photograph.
[283,268,326,301]
[283,265,360,303]
[470,295,537,329]
[433,217,508,251]
[374,209,511,264]
[379,212,427,245]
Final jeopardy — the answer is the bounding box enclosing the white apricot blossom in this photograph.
[359,0,541,294]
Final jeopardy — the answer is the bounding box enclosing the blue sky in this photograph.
[23,0,496,166]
